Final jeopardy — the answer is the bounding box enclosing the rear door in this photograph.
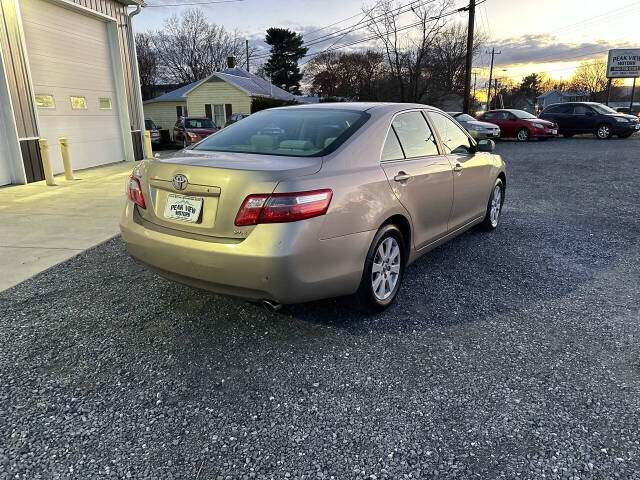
[542,104,572,132]
[427,111,491,230]
[570,104,597,133]
[380,111,453,249]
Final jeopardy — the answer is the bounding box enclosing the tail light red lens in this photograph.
[235,189,332,226]
[125,174,146,209]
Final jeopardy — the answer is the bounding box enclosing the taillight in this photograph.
[125,174,146,209]
[235,189,332,226]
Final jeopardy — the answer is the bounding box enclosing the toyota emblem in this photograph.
[172,174,188,191]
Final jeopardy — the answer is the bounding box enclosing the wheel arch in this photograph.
[381,214,412,254]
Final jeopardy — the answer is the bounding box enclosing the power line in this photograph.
[251,0,441,60]
[145,0,244,7]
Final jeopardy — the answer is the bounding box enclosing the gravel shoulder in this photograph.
[1,135,639,479]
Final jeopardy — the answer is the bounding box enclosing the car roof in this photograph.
[276,102,442,114]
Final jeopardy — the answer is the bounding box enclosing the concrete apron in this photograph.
[0,161,133,291]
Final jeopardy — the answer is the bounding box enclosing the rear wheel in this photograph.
[182,138,188,149]
[479,178,504,231]
[350,225,405,313]
[516,128,530,142]
[595,123,612,139]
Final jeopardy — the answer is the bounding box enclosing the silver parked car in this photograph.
[121,103,506,312]
[448,112,501,139]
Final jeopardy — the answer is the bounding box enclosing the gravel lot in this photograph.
[2,135,639,479]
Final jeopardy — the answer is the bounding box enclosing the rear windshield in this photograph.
[193,108,369,157]
[145,119,157,130]
[186,118,215,129]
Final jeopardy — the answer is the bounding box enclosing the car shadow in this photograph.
[285,210,631,335]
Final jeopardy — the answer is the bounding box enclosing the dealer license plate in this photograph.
[164,194,203,223]
[635,124,639,130]
[552,129,557,134]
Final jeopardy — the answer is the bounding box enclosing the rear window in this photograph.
[186,118,215,129]
[544,104,571,114]
[194,108,369,157]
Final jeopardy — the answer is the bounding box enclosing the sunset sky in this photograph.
[136,0,640,87]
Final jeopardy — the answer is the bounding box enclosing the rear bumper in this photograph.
[119,202,374,304]
[530,126,558,138]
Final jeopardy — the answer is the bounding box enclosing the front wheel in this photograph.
[595,123,612,139]
[516,128,530,142]
[350,225,405,313]
[479,178,504,231]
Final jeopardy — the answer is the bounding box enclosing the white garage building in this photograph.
[0,0,145,186]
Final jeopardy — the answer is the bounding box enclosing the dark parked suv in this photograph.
[539,102,640,139]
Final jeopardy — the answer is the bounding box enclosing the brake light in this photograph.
[125,174,146,209]
[235,189,332,226]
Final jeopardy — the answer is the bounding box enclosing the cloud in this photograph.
[489,33,633,66]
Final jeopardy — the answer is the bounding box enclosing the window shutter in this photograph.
[205,104,213,120]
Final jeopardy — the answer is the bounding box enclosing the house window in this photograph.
[70,96,87,110]
[213,104,225,128]
[35,94,55,109]
[99,97,112,110]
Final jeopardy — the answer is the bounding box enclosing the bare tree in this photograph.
[364,0,452,102]
[568,60,621,99]
[135,32,158,100]
[149,9,255,84]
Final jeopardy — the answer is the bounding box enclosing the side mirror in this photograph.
[476,139,495,153]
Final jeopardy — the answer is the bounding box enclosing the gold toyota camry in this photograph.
[120,103,506,312]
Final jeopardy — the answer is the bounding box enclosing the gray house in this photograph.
[536,89,590,110]
[0,0,146,186]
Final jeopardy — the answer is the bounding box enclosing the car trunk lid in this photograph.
[136,151,322,240]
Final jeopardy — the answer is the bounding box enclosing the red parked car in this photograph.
[477,109,558,142]
[173,117,219,148]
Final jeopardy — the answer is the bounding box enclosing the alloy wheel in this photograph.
[517,129,529,141]
[597,124,611,139]
[371,237,401,301]
[490,185,502,227]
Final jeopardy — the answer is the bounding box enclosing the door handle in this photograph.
[394,172,411,182]
[453,163,463,173]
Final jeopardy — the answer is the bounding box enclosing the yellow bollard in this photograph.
[38,139,56,186]
[143,130,153,159]
[59,137,75,180]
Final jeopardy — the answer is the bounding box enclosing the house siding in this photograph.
[144,101,187,133]
[186,78,252,120]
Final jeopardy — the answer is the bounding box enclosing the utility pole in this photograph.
[485,48,501,111]
[494,78,499,109]
[246,39,250,72]
[629,77,636,111]
[472,71,478,105]
[462,0,475,114]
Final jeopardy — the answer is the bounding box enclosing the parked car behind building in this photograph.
[448,112,500,139]
[539,102,640,139]
[224,113,250,128]
[477,109,558,141]
[174,117,219,148]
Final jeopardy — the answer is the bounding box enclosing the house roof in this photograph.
[537,89,590,100]
[144,68,298,104]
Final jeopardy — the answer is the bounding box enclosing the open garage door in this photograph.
[20,0,126,174]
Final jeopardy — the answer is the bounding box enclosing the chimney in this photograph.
[227,56,237,69]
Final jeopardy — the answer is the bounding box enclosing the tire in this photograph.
[562,133,574,138]
[516,128,530,142]
[350,225,406,313]
[182,138,188,149]
[595,123,612,139]
[479,178,504,231]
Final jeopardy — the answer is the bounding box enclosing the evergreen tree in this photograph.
[263,28,307,95]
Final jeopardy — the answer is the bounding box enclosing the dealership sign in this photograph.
[607,48,640,78]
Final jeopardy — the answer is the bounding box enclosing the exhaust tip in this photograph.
[262,299,283,311]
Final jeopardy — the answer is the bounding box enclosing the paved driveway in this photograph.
[0,162,132,291]
[1,136,639,478]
